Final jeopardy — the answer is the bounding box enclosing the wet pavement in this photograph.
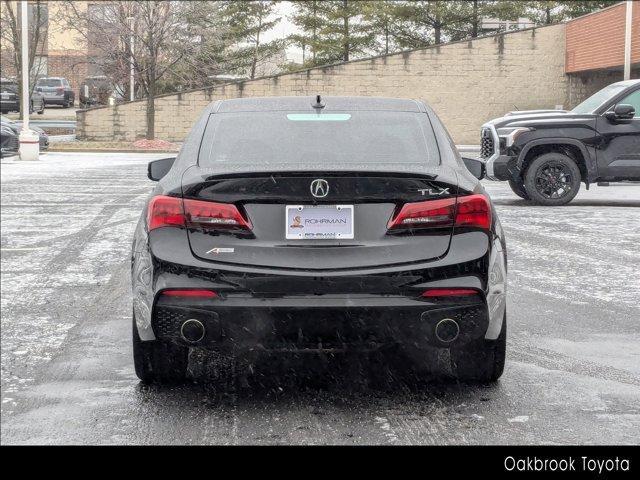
[1,152,639,444]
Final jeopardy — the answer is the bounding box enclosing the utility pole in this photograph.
[18,0,39,161]
[623,0,633,81]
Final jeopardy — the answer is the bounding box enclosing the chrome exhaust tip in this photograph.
[435,318,460,343]
[181,319,205,343]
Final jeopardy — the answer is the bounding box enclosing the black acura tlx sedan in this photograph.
[132,96,507,384]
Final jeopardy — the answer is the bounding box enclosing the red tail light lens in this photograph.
[56,87,64,94]
[147,196,252,232]
[387,198,455,230]
[422,288,479,298]
[147,195,185,231]
[387,195,491,231]
[161,289,218,298]
[183,198,252,230]
[455,194,491,230]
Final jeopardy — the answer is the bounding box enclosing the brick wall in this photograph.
[77,23,632,145]
[566,2,640,73]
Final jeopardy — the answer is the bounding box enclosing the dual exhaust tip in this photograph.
[180,319,205,343]
[434,318,460,343]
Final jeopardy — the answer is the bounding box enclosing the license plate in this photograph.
[286,205,354,240]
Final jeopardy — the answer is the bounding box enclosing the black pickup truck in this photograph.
[481,79,640,205]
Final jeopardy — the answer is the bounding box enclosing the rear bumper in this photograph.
[153,296,488,353]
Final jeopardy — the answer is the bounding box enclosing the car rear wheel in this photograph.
[508,179,530,200]
[523,153,581,206]
[450,314,506,383]
[132,313,188,384]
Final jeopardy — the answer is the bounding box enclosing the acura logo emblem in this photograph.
[310,179,329,198]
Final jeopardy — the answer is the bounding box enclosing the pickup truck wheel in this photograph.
[523,153,581,206]
[508,179,530,200]
[132,313,188,384]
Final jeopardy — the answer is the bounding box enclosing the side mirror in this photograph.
[147,157,176,181]
[462,156,486,180]
[605,104,635,123]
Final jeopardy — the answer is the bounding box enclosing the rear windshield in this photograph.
[1,81,18,93]
[198,111,439,167]
[36,79,62,87]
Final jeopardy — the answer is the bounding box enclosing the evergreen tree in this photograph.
[521,1,618,25]
[289,0,323,66]
[361,1,403,55]
[217,1,284,79]
[315,0,375,63]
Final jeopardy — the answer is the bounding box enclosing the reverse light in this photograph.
[422,288,479,298]
[161,289,218,298]
[387,194,491,231]
[147,196,252,231]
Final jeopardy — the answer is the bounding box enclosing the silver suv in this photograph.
[35,77,75,108]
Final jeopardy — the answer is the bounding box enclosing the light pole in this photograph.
[623,0,633,81]
[18,0,39,161]
[128,16,135,102]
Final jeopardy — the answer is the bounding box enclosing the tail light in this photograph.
[147,196,185,231]
[161,289,217,298]
[147,195,252,232]
[183,198,252,230]
[387,194,491,231]
[56,86,64,94]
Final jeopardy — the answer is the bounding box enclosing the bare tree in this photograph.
[0,0,48,115]
[56,1,187,139]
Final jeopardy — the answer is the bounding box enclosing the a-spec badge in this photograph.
[417,187,450,196]
[206,247,235,255]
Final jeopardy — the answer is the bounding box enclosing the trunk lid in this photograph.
[181,166,459,271]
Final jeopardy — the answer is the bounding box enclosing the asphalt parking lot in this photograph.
[1,152,639,445]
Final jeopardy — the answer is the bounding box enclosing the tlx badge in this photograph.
[417,187,450,196]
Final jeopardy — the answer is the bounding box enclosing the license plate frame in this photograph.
[285,205,354,240]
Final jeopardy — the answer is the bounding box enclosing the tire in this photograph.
[523,153,581,206]
[508,179,530,200]
[451,314,506,383]
[132,313,188,384]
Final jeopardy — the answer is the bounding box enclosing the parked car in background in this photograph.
[1,115,49,157]
[79,75,115,108]
[1,78,45,115]
[35,77,75,108]
[481,79,640,205]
